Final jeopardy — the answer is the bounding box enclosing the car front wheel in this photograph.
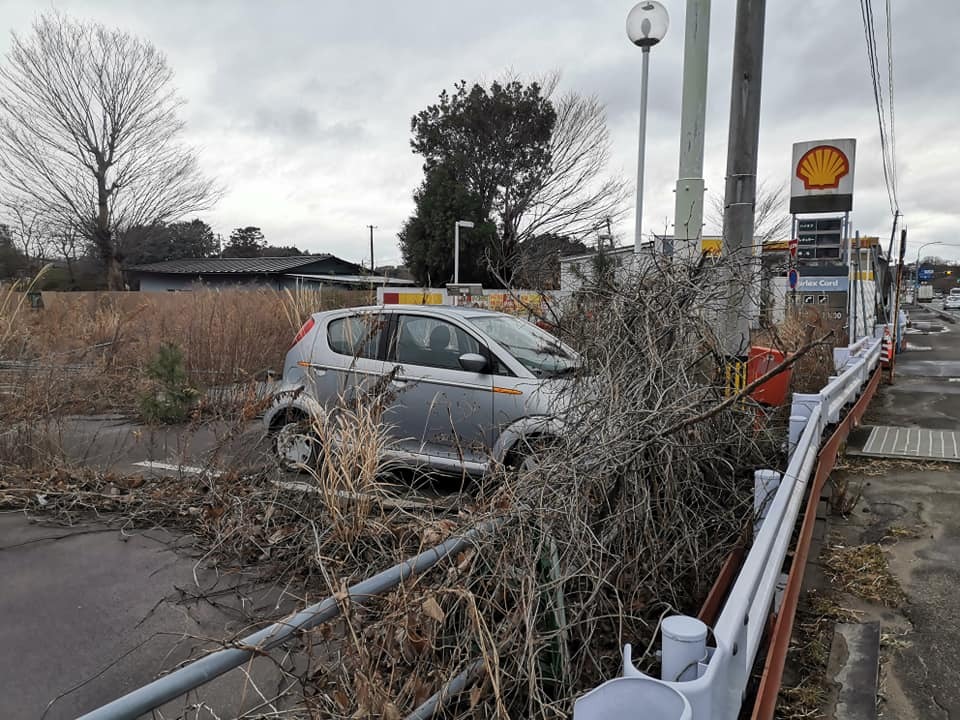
[275,419,319,472]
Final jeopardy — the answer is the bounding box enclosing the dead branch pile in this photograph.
[294,262,780,719]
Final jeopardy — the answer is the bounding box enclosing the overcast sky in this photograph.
[0,0,957,264]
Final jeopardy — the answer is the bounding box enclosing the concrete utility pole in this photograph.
[721,0,766,356]
[673,0,711,262]
[367,225,376,274]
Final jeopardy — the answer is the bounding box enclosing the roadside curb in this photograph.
[926,307,956,324]
[826,621,881,720]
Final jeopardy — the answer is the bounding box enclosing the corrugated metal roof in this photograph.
[128,255,335,275]
[286,273,416,286]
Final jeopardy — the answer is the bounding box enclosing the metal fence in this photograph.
[573,332,885,719]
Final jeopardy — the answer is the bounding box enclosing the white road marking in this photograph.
[133,460,222,477]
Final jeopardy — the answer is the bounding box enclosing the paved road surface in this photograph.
[0,514,300,719]
[829,303,960,718]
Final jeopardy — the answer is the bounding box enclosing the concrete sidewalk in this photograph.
[817,304,960,718]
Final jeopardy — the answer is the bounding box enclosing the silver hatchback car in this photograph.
[264,305,579,476]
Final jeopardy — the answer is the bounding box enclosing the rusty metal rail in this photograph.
[750,364,881,719]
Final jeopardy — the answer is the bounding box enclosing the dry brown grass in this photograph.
[0,287,364,418]
[0,285,364,470]
[823,542,906,607]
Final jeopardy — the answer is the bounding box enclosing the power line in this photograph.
[884,0,898,200]
[858,0,899,216]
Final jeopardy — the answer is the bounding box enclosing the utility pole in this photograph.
[721,0,766,356]
[367,225,377,275]
[891,227,907,380]
[673,0,711,262]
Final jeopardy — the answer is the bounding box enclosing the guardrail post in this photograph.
[754,470,781,534]
[788,393,819,456]
[661,616,709,682]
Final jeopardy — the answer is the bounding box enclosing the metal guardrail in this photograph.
[76,520,501,720]
[574,335,884,720]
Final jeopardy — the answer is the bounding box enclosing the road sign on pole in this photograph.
[788,238,798,259]
[788,268,800,290]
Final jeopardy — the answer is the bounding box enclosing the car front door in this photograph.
[384,313,494,469]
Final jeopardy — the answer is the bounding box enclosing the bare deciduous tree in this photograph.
[3,200,49,265]
[515,77,629,244]
[708,179,791,246]
[0,13,221,289]
[491,72,629,283]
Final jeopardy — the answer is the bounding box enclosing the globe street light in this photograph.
[626,1,669,253]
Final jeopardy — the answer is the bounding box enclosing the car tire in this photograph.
[510,436,557,473]
[274,416,320,472]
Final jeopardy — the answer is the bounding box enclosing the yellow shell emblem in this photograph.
[796,145,850,190]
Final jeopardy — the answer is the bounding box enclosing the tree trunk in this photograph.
[95,171,124,290]
[105,255,124,290]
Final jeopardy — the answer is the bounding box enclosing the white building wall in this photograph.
[559,247,655,292]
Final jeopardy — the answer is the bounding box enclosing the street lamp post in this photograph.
[454,220,475,286]
[914,241,944,301]
[627,1,669,254]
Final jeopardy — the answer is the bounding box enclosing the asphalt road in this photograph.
[1,402,450,718]
[830,302,960,718]
[1,415,298,719]
[0,516,299,719]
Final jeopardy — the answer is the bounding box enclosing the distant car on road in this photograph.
[265,305,579,476]
[944,295,960,310]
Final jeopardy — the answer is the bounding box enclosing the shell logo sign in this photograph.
[789,138,856,214]
[796,145,850,190]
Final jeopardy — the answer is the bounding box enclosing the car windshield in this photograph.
[467,314,578,378]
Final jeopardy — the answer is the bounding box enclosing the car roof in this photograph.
[320,304,507,319]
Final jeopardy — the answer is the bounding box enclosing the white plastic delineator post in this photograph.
[754,470,782,534]
[789,393,820,456]
[661,616,709,682]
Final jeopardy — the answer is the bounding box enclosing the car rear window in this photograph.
[327,314,383,359]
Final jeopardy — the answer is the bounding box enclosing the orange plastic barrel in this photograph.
[747,346,791,406]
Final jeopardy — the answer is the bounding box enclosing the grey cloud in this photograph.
[0,0,951,257]
[249,106,367,144]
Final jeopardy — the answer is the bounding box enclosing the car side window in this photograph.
[394,315,481,370]
[327,314,383,359]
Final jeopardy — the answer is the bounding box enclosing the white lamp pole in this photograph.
[914,241,943,300]
[454,220,474,285]
[627,1,669,254]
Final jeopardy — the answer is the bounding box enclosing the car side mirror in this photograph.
[458,353,488,373]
